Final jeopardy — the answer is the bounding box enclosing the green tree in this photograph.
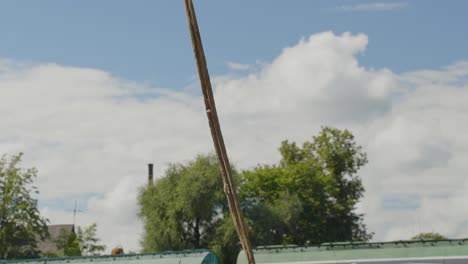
[209,215,241,264]
[55,228,81,257]
[77,223,106,256]
[55,223,105,257]
[0,153,49,259]
[138,154,229,252]
[411,232,448,241]
[241,127,372,246]
[138,128,372,263]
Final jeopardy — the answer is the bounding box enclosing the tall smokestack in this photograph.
[148,163,153,184]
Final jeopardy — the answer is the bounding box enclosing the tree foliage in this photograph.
[209,214,241,264]
[55,228,81,257]
[54,223,105,257]
[0,153,49,259]
[138,154,228,252]
[241,127,372,245]
[138,127,372,264]
[76,223,106,256]
[411,232,448,241]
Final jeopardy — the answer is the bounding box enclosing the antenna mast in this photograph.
[72,200,82,227]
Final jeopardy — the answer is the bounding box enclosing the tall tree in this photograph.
[241,127,372,245]
[138,154,229,252]
[77,223,106,256]
[0,153,49,259]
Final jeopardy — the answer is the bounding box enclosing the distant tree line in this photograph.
[138,127,373,264]
[2,128,449,263]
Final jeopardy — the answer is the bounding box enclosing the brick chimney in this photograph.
[148,163,153,185]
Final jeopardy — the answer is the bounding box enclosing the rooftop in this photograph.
[237,239,468,264]
[1,249,218,264]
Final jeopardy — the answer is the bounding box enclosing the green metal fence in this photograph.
[237,239,468,264]
[1,249,218,264]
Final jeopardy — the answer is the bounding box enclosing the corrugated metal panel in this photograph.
[237,239,468,264]
[2,250,218,264]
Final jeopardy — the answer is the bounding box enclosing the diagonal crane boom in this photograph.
[183,1,256,264]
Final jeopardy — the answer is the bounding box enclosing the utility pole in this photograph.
[183,1,256,264]
[72,200,82,228]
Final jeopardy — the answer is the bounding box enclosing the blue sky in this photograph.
[1,0,467,88]
[2,1,468,251]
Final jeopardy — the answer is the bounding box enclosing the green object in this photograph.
[241,127,371,246]
[138,154,236,263]
[1,250,219,264]
[55,229,81,257]
[0,153,49,259]
[237,239,468,264]
[76,223,106,256]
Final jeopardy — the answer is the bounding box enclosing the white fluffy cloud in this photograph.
[1,31,468,252]
[360,61,468,241]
